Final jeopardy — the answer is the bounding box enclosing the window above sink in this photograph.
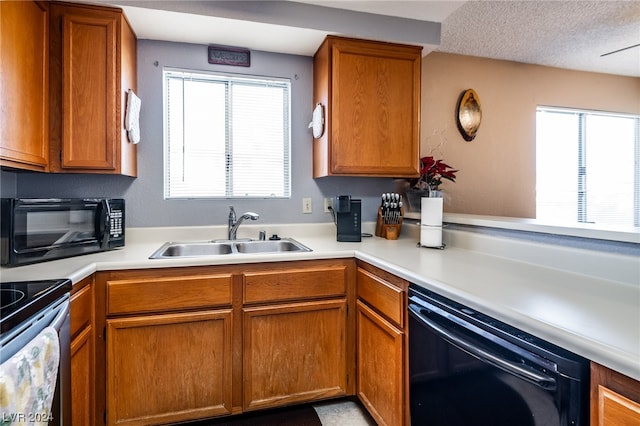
[163,68,292,200]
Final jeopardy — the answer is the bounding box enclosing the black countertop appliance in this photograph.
[1,198,125,266]
[335,195,361,242]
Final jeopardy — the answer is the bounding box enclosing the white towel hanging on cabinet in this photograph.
[125,89,141,144]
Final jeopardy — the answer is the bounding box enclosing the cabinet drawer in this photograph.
[357,268,404,327]
[70,283,92,338]
[244,265,346,304]
[107,274,232,315]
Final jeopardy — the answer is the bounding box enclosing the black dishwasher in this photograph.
[408,284,590,426]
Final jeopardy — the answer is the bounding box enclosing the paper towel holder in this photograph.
[419,197,446,249]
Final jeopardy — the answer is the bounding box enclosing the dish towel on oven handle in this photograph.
[125,89,141,144]
[0,326,60,425]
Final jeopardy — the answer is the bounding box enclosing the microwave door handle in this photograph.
[408,304,557,390]
[96,200,111,249]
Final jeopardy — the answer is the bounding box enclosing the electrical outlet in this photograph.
[324,197,334,213]
[302,197,312,214]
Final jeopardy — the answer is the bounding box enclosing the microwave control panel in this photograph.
[110,209,124,237]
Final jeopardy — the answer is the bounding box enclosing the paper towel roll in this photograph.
[421,197,443,226]
[420,226,442,247]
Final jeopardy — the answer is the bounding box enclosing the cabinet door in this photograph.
[71,326,94,426]
[49,3,137,176]
[0,1,49,171]
[591,362,640,426]
[107,310,233,426]
[357,300,404,426]
[595,386,640,425]
[70,281,94,426]
[60,9,117,170]
[243,299,348,411]
[313,36,421,178]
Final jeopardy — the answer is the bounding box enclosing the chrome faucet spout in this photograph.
[228,207,259,240]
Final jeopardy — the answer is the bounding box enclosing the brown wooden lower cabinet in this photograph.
[100,271,234,426]
[591,361,640,425]
[356,261,408,426]
[243,299,349,411]
[95,259,355,425]
[71,327,93,425]
[70,277,94,426]
[106,310,233,426]
[357,300,404,426]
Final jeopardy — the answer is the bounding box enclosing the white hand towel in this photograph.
[125,89,141,144]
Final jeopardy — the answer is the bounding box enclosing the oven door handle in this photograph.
[409,303,557,390]
[49,299,70,331]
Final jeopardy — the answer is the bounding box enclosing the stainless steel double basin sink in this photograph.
[149,238,311,259]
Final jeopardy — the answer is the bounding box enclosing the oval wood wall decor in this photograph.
[456,89,482,141]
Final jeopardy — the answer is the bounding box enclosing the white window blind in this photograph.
[164,69,291,199]
[536,107,640,227]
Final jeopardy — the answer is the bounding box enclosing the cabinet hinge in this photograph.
[103,410,107,424]
[103,326,106,341]
[346,304,349,316]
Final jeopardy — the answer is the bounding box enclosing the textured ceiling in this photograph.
[108,1,640,77]
[438,1,640,77]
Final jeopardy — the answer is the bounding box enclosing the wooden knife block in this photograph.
[375,207,404,240]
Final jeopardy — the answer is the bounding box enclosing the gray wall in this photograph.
[0,171,16,197]
[4,40,395,227]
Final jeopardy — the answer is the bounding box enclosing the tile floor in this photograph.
[313,399,377,426]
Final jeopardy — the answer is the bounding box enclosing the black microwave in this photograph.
[1,198,125,266]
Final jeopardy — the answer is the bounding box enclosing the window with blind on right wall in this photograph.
[536,106,640,227]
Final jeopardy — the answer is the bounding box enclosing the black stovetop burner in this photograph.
[0,279,72,334]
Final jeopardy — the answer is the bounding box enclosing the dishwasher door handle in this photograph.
[409,303,557,390]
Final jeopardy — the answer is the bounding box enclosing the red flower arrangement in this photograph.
[412,156,458,191]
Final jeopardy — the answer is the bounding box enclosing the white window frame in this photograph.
[163,68,291,199]
[536,106,640,227]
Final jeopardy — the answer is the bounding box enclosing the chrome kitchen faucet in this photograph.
[228,206,259,240]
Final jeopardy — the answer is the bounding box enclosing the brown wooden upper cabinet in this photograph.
[312,36,422,178]
[0,1,50,172]
[49,1,137,176]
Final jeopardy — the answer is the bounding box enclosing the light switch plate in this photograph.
[302,197,312,214]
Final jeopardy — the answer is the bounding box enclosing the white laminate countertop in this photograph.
[1,222,638,381]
